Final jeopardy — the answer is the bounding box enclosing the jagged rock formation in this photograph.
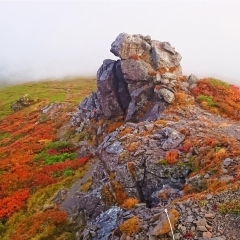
[72,33,182,124]
[67,33,195,239]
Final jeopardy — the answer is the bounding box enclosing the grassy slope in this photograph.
[0,77,96,239]
[0,77,96,119]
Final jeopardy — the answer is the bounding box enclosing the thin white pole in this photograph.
[164,208,175,240]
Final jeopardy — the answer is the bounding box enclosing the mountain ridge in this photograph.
[0,33,240,240]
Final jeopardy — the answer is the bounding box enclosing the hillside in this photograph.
[0,33,240,240]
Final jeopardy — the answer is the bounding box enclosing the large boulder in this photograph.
[71,32,184,126]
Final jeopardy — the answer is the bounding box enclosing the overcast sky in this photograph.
[0,0,240,86]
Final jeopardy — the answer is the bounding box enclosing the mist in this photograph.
[1,1,240,86]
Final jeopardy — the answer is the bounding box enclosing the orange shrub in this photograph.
[121,197,139,209]
[165,150,178,164]
[120,216,141,236]
[0,189,29,219]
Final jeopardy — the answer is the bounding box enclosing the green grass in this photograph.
[197,95,216,107]
[0,76,96,119]
[45,153,76,165]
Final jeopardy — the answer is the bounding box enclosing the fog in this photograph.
[1,0,240,86]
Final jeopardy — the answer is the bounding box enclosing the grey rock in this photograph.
[223,157,233,167]
[159,88,175,103]
[121,59,154,83]
[159,127,185,150]
[204,173,210,179]
[125,85,153,122]
[181,81,190,89]
[162,42,176,54]
[151,40,182,71]
[105,141,122,154]
[96,59,124,119]
[161,72,177,80]
[110,32,151,60]
[188,74,199,84]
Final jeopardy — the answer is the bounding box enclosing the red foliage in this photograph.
[0,107,90,220]
[0,189,29,219]
[11,209,67,240]
[192,78,240,120]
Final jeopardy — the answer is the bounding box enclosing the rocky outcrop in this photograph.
[67,33,206,239]
[71,32,183,125]
[11,94,37,112]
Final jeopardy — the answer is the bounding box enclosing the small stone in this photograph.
[145,123,154,131]
[197,226,208,232]
[206,194,213,200]
[204,173,210,179]
[205,213,215,218]
[203,231,212,239]
[197,218,207,226]
[221,168,228,174]
[159,88,175,103]
[223,157,232,167]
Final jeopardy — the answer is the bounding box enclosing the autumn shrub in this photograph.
[121,197,139,209]
[10,209,67,240]
[127,142,139,152]
[179,139,192,153]
[111,180,128,205]
[119,127,132,137]
[120,216,141,236]
[192,78,240,120]
[0,189,29,220]
[154,119,167,126]
[165,150,178,165]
